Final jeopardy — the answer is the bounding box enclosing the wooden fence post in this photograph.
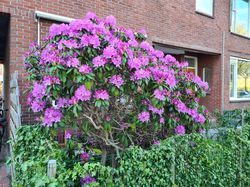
[47,160,57,178]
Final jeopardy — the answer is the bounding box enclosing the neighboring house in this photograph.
[0,0,250,124]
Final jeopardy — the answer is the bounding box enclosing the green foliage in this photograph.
[9,125,69,187]
[10,125,250,186]
[69,162,114,186]
[115,125,250,187]
[214,108,250,128]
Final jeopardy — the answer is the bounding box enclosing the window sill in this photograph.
[230,32,250,40]
[195,11,214,19]
[230,99,250,103]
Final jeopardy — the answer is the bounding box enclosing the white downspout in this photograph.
[37,17,40,45]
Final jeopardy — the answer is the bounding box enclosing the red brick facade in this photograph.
[0,0,250,124]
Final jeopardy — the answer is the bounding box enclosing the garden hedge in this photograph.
[10,124,250,186]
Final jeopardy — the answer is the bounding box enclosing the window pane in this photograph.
[203,67,212,93]
[235,0,249,36]
[185,57,195,67]
[230,64,235,97]
[237,60,250,98]
[196,0,213,16]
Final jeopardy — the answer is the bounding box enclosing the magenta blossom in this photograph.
[92,56,106,67]
[160,117,165,124]
[199,128,205,134]
[110,75,124,88]
[65,130,72,139]
[134,69,151,80]
[80,152,90,163]
[154,89,166,101]
[79,64,92,74]
[66,57,79,68]
[175,125,185,135]
[43,76,60,86]
[31,100,46,112]
[153,140,161,145]
[138,111,150,123]
[103,46,117,59]
[148,105,164,115]
[57,98,69,108]
[105,15,116,27]
[43,108,62,127]
[94,90,109,100]
[32,82,46,99]
[80,175,96,186]
[75,85,92,101]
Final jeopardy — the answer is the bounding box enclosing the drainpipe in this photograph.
[221,31,225,112]
[37,17,40,45]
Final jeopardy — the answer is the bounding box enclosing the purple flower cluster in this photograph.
[193,76,209,91]
[153,89,166,101]
[92,56,107,67]
[32,82,46,99]
[43,108,62,127]
[109,75,124,88]
[57,98,69,108]
[153,140,161,145]
[103,46,117,58]
[94,90,109,100]
[31,100,46,112]
[80,152,90,163]
[65,130,72,139]
[79,65,92,74]
[43,76,60,86]
[148,105,164,116]
[138,112,150,123]
[80,175,96,186]
[175,125,185,135]
[74,85,92,102]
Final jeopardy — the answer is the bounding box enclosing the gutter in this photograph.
[35,11,75,23]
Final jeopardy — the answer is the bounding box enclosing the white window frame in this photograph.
[184,56,198,76]
[230,56,250,101]
[196,0,214,17]
[230,0,250,38]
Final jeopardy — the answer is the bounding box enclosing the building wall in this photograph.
[0,0,249,123]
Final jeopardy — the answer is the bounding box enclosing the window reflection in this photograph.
[237,60,250,98]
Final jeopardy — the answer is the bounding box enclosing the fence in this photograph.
[9,71,21,180]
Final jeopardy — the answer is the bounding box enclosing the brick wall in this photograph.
[0,0,250,123]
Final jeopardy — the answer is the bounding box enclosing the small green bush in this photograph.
[9,125,69,187]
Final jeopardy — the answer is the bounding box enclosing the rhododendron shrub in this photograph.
[24,12,209,157]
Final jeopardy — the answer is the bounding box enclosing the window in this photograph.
[231,0,250,37]
[184,56,198,76]
[196,0,214,16]
[203,67,212,93]
[230,57,250,100]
